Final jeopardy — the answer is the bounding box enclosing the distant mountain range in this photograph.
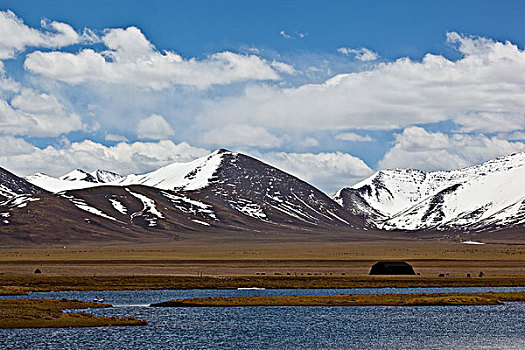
[334,152,525,231]
[1,150,523,245]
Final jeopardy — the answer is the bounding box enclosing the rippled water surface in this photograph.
[2,287,524,349]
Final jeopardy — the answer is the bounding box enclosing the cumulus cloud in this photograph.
[259,151,374,192]
[0,137,210,177]
[379,126,525,171]
[202,124,283,149]
[337,47,378,61]
[0,10,80,60]
[24,26,281,90]
[335,132,373,142]
[197,33,525,134]
[0,88,84,137]
[136,114,175,140]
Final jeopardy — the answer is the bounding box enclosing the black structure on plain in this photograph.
[369,261,416,275]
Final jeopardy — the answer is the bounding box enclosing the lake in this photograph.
[2,287,524,349]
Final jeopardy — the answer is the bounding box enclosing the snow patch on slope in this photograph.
[109,198,127,215]
[161,191,217,221]
[126,189,164,227]
[231,200,267,220]
[60,194,117,221]
[0,184,16,199]
[2,195,41,209]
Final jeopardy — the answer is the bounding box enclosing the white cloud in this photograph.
[505,131,525,141]
[335,132,373,142]
[259,151,374,192]
[25,26,281,90]
[0,135,35,156]
[279,30,291,39]
[270,60,296,75]
[337,47,379,61]
[300,137,319,147]
[455,112,525,133]
[0,137,210,177]
[197,33,525,134]
[279,30,306,40]
[202,124,283,149]
[137,114,175,140]
[379,126,525,171]
[0,10,80,59]
[0,88,84,137]
[105,134,129,142]
[0,74,20,95]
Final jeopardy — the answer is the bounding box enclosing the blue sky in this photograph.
[0,1,524,192]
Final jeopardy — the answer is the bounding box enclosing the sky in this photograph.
[0,0,524,193]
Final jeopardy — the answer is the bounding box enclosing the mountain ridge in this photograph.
[2,150,523,246]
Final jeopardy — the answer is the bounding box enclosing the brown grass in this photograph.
[0,298,147,328]
[150,291,525,307]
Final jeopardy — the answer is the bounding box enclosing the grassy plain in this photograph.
[0,240,523,292]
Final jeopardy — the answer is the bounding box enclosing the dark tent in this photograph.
[369,261,416,275]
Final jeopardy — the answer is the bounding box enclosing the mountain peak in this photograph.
[60,169,97,183]
[91,169,124,183]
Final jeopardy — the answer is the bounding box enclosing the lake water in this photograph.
[2,287,524,349]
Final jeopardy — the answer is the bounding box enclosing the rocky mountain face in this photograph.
[334,152,525,231]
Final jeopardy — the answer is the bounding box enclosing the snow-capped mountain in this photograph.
[25,149,360,228]
[334,152,525,231]
[3,149,364,245]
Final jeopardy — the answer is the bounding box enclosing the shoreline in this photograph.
[0,298,147,329]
